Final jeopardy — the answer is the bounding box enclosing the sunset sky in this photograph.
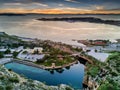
[0,0,120,14]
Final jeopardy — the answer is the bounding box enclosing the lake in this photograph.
[5,62,84,89]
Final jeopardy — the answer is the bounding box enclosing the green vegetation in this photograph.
[36,46,75,66]
[87,65,99,77]
[84,52,120,90]
[12,51,19,58]
[65,86,73,90]
[5,85,13,90]
[98,52,120,90]
[4,49,11,54]
[36,54,75,67]
[0,52,4,58]
[98,81,117,90]
[0,85,4,90]
[8,77,19,83]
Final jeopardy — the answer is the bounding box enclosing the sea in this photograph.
[0,14,120,46]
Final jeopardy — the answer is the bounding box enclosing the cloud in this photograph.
[4,2,48,7]
[103,8,120,11]
[0,7,120,14]
[65,0,80,3]
[58,4,64,7]
[31,2,48,7]
[4,3,22,6]
[90,5,105,10]
[95,6,104,10]
[0,7,93,14]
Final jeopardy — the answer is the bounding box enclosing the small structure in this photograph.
[57,55,63,60]
[4,54,13,58]
[21,47,43,54]
[52,63,55,68]
[33,47,43,53]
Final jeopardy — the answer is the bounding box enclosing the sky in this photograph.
[0,0,120,14]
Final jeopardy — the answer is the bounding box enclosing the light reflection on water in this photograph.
[0,15,120,46]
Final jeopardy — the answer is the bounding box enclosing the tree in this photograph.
[95,49,97,52]
[4,49,11,54]
[13,51,19,58]
[5,85,13,90]
[0,52,4,58]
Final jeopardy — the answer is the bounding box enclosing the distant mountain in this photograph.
[37,17,120,26]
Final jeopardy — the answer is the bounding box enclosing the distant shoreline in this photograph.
[37,17,120,26]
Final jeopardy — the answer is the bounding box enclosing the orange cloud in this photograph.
[0,8,120,14]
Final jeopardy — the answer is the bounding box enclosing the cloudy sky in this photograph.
[0,0,120,14]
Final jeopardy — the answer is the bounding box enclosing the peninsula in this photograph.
[37,17,120,26]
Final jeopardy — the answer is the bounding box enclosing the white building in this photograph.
[17,47,44,62]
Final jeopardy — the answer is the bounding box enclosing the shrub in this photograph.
[5,85,13,90]
[0,52,4,58]
[9,77,19,83]
[13,51,19,58]
[0,85,4,90]
[65,86,72,90]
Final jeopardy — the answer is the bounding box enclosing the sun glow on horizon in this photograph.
[0,8,120,14]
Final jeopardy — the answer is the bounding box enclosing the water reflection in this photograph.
[5,62,84,89]
[0,16,120,46]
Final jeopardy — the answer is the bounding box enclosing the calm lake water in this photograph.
[5,62,84,89]
[0,14,120,46]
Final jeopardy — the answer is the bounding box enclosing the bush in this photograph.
[0,52,4,58]
[13,51,19,58]
[0,85,4,90]
[9,77,19,83]
[87,66,99,77]
[98,82,118,90]
[65,86,72,90]
[0,76,5,80]
[5,85,13,90]
[4,49,11,54]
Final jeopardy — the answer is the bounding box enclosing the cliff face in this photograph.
[0,65,73,90]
